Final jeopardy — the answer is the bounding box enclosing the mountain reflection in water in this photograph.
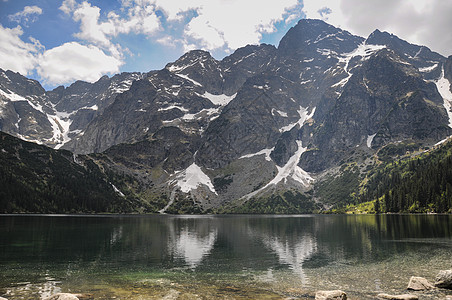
[0,214,451,299]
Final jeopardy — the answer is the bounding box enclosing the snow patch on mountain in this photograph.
[272,108,288,117]
[158,105,189,112]
[333,43,386,88]
[419,63,438,73]
[202,92,236,106]
[182,108,220,121]
[111,183,125,197]
[239,148,274,161]
[434,67,452,128]
[0,89,44,113]
[279,107,315,133]
[110,75,141,94]
[340,43,387,68]
[172,163,217,195]
[367,133,377,148]
[246,141,313,198]
[49,114,72,149]
[175,73,202,86]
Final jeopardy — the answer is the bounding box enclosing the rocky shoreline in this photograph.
[315,269,452,300]
[1,269,451,299]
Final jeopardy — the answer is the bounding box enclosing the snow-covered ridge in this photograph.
[172,163,217,195]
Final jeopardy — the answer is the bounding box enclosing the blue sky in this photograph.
[1,0,451,90]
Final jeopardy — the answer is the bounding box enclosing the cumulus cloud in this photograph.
[156,0,301,51]
[8,5,43,24]
[0,24,40,75]
[37,42,123,85]
[62,0,160,51]
[60,0,77,15]
[302,0,452,56]
[58,0,305,58]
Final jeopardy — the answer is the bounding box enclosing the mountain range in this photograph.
[1,19,452,213]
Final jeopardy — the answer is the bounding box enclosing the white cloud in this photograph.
[72,1,113,47]
[8,5,43,24]
[60,0,304,59]
[0,24,39,75]
[59,0,77,15]
[168,0,301,51]
[36,42,123,85]
[66,0,160,49]
[302,0,452,56]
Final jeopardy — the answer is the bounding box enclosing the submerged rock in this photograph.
[315,290,347,300]
[376,293,418,300]
[44,293,93,300]
[407,276,435,290]
[435,270,452,289]
[44,294,79,300]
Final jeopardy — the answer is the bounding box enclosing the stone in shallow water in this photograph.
[44,293,93,300]
[315,290,347,300]
[376,293,418,300]
[435,270,452,289]
[44,294,79,300]
[407,276,435,290]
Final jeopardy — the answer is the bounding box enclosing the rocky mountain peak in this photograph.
[0,69,46,97]
[166,50,218,73]
[366,28,444,65]
[277,19,364,56]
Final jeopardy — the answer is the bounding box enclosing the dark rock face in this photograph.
[301,49,450,172]
[220,44,277,95]
[104,126,200,174]
[2,19,452,209]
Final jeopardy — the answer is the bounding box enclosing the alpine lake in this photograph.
[0,214,451,299]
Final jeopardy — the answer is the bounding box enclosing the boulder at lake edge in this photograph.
[376,293,418,300]
[315,290,347,300]
[44,293,93,300]
[407,276,435,290]
[435,270,452,289]
[44,294,79,300]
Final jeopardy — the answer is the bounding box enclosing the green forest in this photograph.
[357,141,452,213]
[0,132,143,213]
